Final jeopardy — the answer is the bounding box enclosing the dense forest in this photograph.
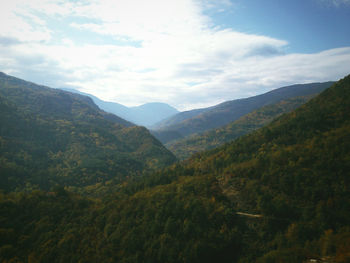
[0,72,176,191]
[168,95,316,159]
[0,73,349,262]
[152,82,333,144]
[183,74,350,262]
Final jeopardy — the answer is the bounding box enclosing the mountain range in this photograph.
[151,82,334,144]
[61,88,179,127]
[0,73,349,263]
[167,94,316,159]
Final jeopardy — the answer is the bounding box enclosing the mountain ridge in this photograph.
[167,94,316,159]
[0,72,176,191]
[60,87,179,127]
[152,82,334,143]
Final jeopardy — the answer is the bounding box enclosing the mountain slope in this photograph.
[0,75,349,263]
[152,82,334,143]
[186,75,350,215]
[167,95,315,159]
[0,72,176,191]
[62,87,132,121]
[61,88,179,127]
[0,172,243,263]
[177,75,350,261]
[151,107,210,129]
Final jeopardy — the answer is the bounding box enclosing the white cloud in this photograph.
[333,0,350,5]
[317,0,350,6]
[0,0,349,110]
[0,1,51,42]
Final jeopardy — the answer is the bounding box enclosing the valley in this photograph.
[1,0,350,262]
[0,72,349,262]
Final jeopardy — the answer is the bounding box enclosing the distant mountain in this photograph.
[129,102,180,127]
[152,82,334,143]
[61,88,179,127]
[0,72,176,191]
[168,95,315,159]
[150,107,210,129]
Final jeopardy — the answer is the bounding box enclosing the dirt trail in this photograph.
[236,212,263,218]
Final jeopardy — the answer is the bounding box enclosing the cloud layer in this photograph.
[1,0,350,110]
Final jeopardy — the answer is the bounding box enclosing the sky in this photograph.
[0,0,350,110]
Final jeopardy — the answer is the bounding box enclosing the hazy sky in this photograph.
[1,0,350,110]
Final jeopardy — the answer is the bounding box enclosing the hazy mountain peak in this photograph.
[60,88,179,127]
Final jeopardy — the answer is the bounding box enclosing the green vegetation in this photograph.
[168,95,315,159]
[0,173,243,263]
[181,74,350,262]
[0,73,349,262]
[0,72,176,191]
[152,82,333,144]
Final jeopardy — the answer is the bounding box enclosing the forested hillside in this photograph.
[0,72,176,191]
[181,74,350,262]
[152,82,333,144]
[0,74,349,263]
[0,174,243,263]
[168,95,314,159]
